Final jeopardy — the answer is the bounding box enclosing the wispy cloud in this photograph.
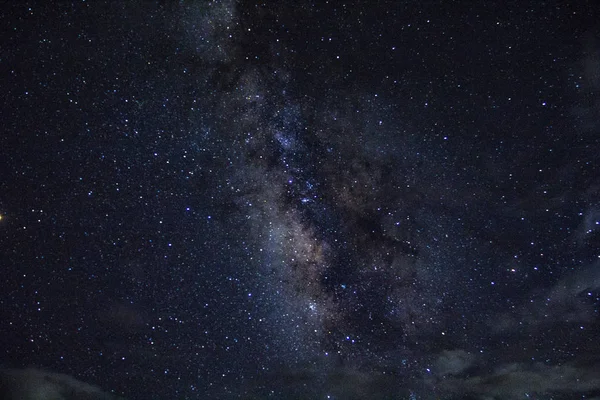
[0,368,125,400]
[437,360,600,400]
[491,261,600,333]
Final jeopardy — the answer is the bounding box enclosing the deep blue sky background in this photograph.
[1,1,599,399]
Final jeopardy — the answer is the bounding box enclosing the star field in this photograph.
[1,1,599,399]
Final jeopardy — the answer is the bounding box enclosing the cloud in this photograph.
[0,368,125,400]
[433,349,476,376]
[438,360,600,400]
[491,261,600,333]
[243,362,416,400]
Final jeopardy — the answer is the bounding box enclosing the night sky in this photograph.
[1,1,600,399]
